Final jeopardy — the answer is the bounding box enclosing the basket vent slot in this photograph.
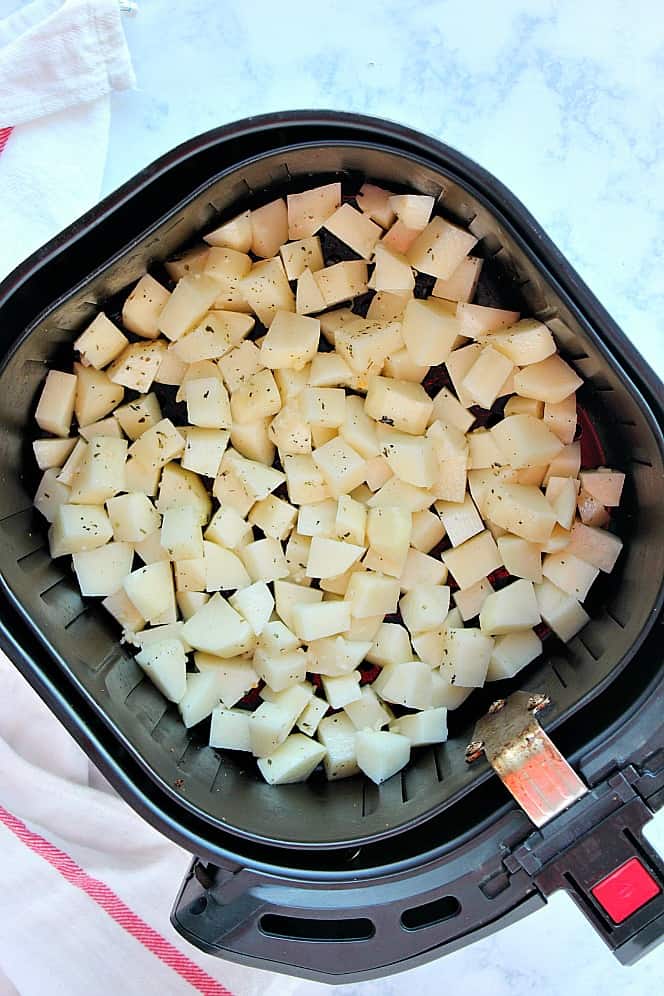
[401,895,461,931]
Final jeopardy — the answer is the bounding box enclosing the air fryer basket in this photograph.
[0,113,662,980]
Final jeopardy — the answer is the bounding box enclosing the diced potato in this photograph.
[158,274,220,342]
[205,210,252,252]
[388,194,434,230]
[543,395,577,445]
[435,494,483,547]
[50,436,83,486]
[428,420,469,462]
[296,499,337,538]
[203,540,251,591]
[249,198,288,258]
[432,453,467,502]
[71,541,133,597]
[491,415,563,468]
[254,647,309,693]
[318,712,360,780]
[453,577,494,621]
[311,437,366,496]
[497,534,542,582]
[484,483,556,543]
[314,261,369,308]
[273,579,322,630]
[231,367,282,424]
[432,256,483,303]
[364,456,391,492]
[579,470,625,507]
[371,244,415,293]
[278,236,324,280]
[247,495,296,542]
[128,419,185,472]
[567,522,623,573]
[430,669,473,709]
[355,729,410,785]
[399,548,448,591]
[196,653,259,709]
[73,363,124,426]
[269,404,311,455]
[457,303,520,338]
[260,310,321,371]
[487,629,542,681]
[135,528,170,564]
[445,343,482,407]
[400,584,450,634]
[156,462,211,525]
[406,216,477,279]
[226,581,274,636]
[323,203,381,259]
[535,579,589,642]
[223,449,285,501]
[241,537,289,583]
[542,551,599,600]
[300,386,346,427]
[114,394,162,441]
[335,318,402,377]
[514,355,583,403]
[344,614,384,642]
[308,351,353,388]
[103,588,145,635]
[462,345,514,410]
[283,453,331,505]
[34,469,71,523]
[542,523,572,554]
[258,734,326,785]
[321,671,362,709]
[249,699,298,756]
[296,267,327,315]
[69,436,127,504]
[203,247,253,312]
[429,386,474,434]
[174,557,206,592]
[356,183,396,227]
[176,670,223,728]
[182,592,255,657]
[121,561,174,625]
[364,622,412,668]
[344,685,391,731]
[333,495,366,546]
[367,478,432,512]
[296,695,328,736]
[390,707,448,746]
[410,628,446,668]
[122,274,171,339]
[209,706,252,750]
[283,532,312,585]
[258,621,301,655]
[485,319,556,366]
[409,509,445,554]
[171,313,250,364]
[545,476,579,530]
[74,313,128,369]
[204,507,251,552]
[240,257,295,326]
[442,530,501,590]
[183,376,231,429]
[175,360,223,404]
[32,437,77,471]
[159,505,203,561]
[218,340,264,393]
[180,427,229,478]
[287,183,341,239]
[382,348,428,384]
[365,376,433,435]
[440,628,493,687]
[165,245,210,281]
[376,425,437,489]
[136,639,187,704]
[339,394,379,459]
[306,536,365,579]
[77,418,122,444]
[292,600,351,641]
[478,579,541,635]
[504,396,544,418]
[576,490,610,527]
[107,492,160,542]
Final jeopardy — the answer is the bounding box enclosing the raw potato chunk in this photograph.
[287,183,341,239]
[535,580,589,642]
[158,274,220,341]
[504,396,544,418]
[241,258,295,326]
[364,623,411,667]
[377,426,437,489]
[432,256,483,303]
[296,267,327,315]
[229,581,274,636]
[34,469,71,522]
[258,734,326,785]
[389,194,434,230]
[367,507,412,576]
[435,495,483,548]
[209,707,252,751]
[579,470,625,507]
[429,386,474,434]
[260,310,320,370]
[170,313,248,363]
[129,419,185,471]
[335,319,401,375]
[442,530,502,590]
[283,454,331,504]
[33,437,77,471]
[309,350,353,388]
[390,707,448,746]
[136,639,187,704]
[335,494,367,546]
[514,355,583,403]
[445,343,482,407]
[249,494,296,541]
[314,261,368,308]
[544,396,577,445]
[344,686,391,731]
[182,428,229,478]
[73,542,134,597]
[205,211,252,252]
[74,313,128,369]
[280,237,324,280]
[400,584,451,634]
[300,387,346,427]
[457,303,520,338]
[497,535,542,582]
[341,395,380,458]
[115,394,162,440]
[241,537,289,583]
[205,505,253,550]
[297,499,337,538]
[122,561,175,625]
[69,436,127,504]
[165,246,210,281]
[355,730,410,785]
[103,588,145,634]
[407,216,477,279]
[122,274,171,339]
[306,537,365,579]
[365,376,433,434]
[542,552,599,600]
[479,579,541,635]
[399,549,448,591]
[462,346,514,410]
[318,713,360,780]
[184,377,231,429]
[323,203,381,259]
[371,244,415,293]
[567,523,623,573]
[491,415,563,468]
[485,319,556,365]
[356,183,397,227]
[231,368,282,424]
[292,601,351,641]
[274,580,322,629]
[250,198,288,258]
[107,492,160,542]
[178,671,223,728]
[48,503,113,558]
[253,647,309,692]
[312,438,366,496]
[158,462,212,523]
[160,505,203,561]
[321,671,361,709]
[410,509,445,553]
[182,592,255,657]
[74,364,124,426]
[441,628,494,687]
[487,630,542,681]
[484,483,556,543]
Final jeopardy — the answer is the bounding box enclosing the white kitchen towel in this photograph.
[0,0,135,280]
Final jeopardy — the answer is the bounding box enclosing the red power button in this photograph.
[591,857,661,924]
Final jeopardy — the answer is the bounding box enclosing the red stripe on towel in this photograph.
[0,804,233,996]
[0,127,13,155]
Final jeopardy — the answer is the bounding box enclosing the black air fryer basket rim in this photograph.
[0,110,661,853]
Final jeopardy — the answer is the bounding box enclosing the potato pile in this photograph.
[32,181,625,786]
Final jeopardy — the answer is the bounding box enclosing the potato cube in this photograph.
[356,183,397,227]
[312,438,366,496]
[218,341,263,393]
[279,236,324,281]
[308,353,353,391]
[114,393,162,441]
[135,528,170,564]
[314,261,368,308]
[317,713,360,780]
[136,639,187,704]
[128,418,185,471]
[365,376,433,435]
[209,706,252,751]
[231,367,282,424]
[175,671,222,728]
[106,492,160,542]
[228,581,274,637]
[514,355,583,403]
[247,494,295,542]
[254,648,310,693]
[182,592,254,657]
[55,439,87,488]
[390,707,448,746]
[284,532,312,585]
[491,415,563,468]
[319,671,360,710]
[579,470,625,508]
[300,387,346,427]
[240,258,295,326]
[401,298,462,366]
[375,426,436,490]
[406,216,477,278]
[297,499,337,538]
[497,534,542,582]
[457,303,520,338]
[159,506,203,561]
[185,376,231,428]
[545,476,579,530]
[180,427,229,478]
[399,548,448,591]
[203,246,253,312]
[171,313,249,364]
[249,198,288,258]
[273,579,322,629]
[174,558,206,592]
[296,267,327,315]
[205,210,252,252]
[74,313,128,369]
[156,462,211,524]
[440,628,493,687]
[388,193,433,229]
[72,542,134,597]
[400,584,450,634]
[306,537,365,579]
[430,670,472,709]
[292,601,351,641]
[453,577,494,621]
[534,579,589,642]
[504,396,544,418]
[34,469,71,523]
[343,685,391,732]
[543,395,577,445]
[442,530,502,590]
[158,274,220,341]
[223,449,285,501]
[103,588,145,634]
[69,436,127,504]
[269,404,311,455]
[367,479,432,513]
[382,347,428,384]
[445,343,482,407]
[204,541,251,591]
[240,537,289,583]
[434,495,482,548]
[287,182,341,239]
[323,203,381,259]
[355,729,410,785]
[567,523,622,573]
[204,507,252,551]
[432,256,483,303]
[249,699,297,756]
[363,623,411,669]
[283,454,331,505]
[175,360,222,403]
[487,629,542,681]
[260,310,320,370]
[484,484,556,543]
[48,504,113,559]
[346,571,400,619]
[371,246,415,296]
[576,490,610,527]
[485,318,556,365]
[542,552,599,601]
[309,636,369,676]
[377,660,432,710]
[409,509,445,554]
[339,394,380,459]
[334,495,367,546]
[121,274,171,339]
[32,437,77,471]
[73,363,124,426]
[366,506,412,577]
[335,318,401,375]
[479,579,541,635]
[462,345,514,410]
[429,386,474,434]
[258,734,326,784]
[123,561,174,625]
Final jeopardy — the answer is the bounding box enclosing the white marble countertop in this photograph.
[102,1,661,993]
